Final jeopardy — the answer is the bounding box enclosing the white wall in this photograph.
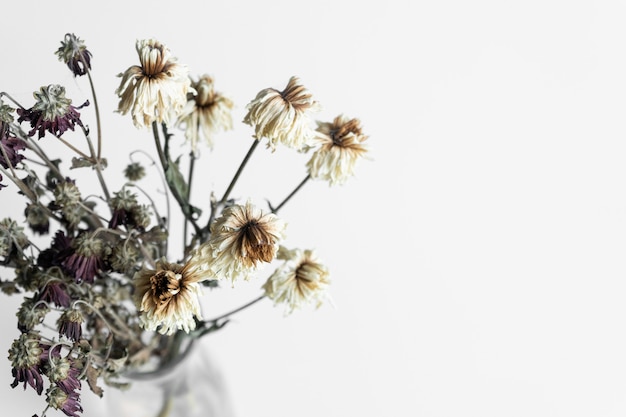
[2,1,626,416]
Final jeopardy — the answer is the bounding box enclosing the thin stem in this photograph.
[219,139,260,206]
[0,92,25,109]
[203,294,266,324]
[203,139,261,239]
[71,300,132,339]
[83,65,103,159]
[52,133,91,160]
[83,131,111,202]
[271,174,311,214]
[0,160,37,202]
[184,151,197,254]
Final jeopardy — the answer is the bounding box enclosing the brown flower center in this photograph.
[238,220,275,263]
[330,118,362,146]
[150,269,182,302]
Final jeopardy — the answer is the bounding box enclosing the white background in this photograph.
[2,1,626,416]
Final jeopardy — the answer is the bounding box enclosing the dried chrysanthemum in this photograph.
[46,385,83,417]
[116,39,192,128]
[177,74,234,153]
[45,351,81,395]
[262,246,331,315]
[55,33,92,77]
[39,279,71,308]
[196,201,286,283]
[243,76,319,151]
[108,188,151,230]
[8,332,47,395]
[62,232,108,283]
[133,258,210,335]
[16,297,50,332]
[57,309,84,342]
[16,84,88,139]
[306,114,369,185]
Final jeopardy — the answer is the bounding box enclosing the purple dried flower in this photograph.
[55,33,92,77]
[39,281,71,308]
[16,85,88,139]
[8,332,48,395]
[57,310,83,342]
[61,233,106,284]
[37,230,73,268]
[46,386,83,417]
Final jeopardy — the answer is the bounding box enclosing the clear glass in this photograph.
[102,339,236,417]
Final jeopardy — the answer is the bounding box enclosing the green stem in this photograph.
[184,151,197,254]
[84,64,103,160]
[151,122,201,237]
[83,132,111,202]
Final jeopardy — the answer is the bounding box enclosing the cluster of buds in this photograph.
[0,33,369,417]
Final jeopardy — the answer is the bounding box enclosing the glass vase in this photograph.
[101,338,235,417]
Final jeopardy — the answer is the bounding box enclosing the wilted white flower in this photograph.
[262,246,330,314]
[133,258,210,335]
[196,201,286,283]
[243,76,319,151]
[306,114,368,185]
[116,39,192,128]
[177,74,234,153]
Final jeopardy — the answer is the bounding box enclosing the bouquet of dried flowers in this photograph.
[0,34,369,417]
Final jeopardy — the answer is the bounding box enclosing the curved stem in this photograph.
[271,174,311,214]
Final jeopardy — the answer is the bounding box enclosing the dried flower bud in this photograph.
[53,179,81,207]
[24,203,50,235]
[124,161,145,181]
[108,242,139,274]
[0,218,29,258]
[0,99,15,124]
[55,33,92,77]
[130,204,152,230]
